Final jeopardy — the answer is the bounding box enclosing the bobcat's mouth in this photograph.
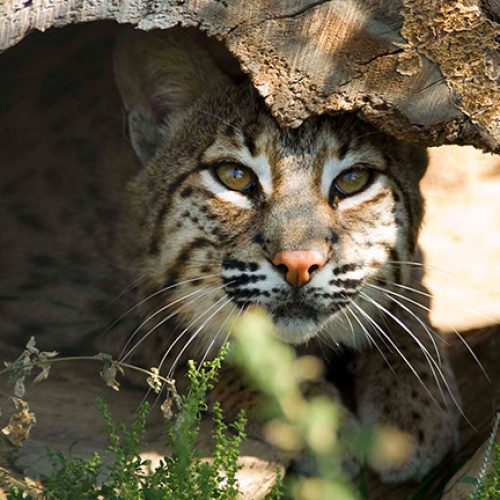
[266,297,349,345]
[221,260,358,343]
[271,314,322,344]
[272,300,320,321]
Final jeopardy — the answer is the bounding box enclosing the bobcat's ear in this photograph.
[114,27,229,165]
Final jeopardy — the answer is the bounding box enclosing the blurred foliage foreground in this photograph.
[0,308,498,499]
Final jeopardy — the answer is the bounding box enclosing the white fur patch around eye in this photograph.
[199,170,252,209]
[238,151,273,196]
[320,153,356,197]
[337,175,391,210]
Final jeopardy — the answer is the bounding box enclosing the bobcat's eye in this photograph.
[334,167,372,196]
[215,164,256,193]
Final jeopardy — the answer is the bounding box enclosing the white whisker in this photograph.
[167,297,233,379]
[155,287,234,376]
[391,280,500,327]
[102,274,219,337]
[366,283,443,365]
[101,275,147,310]
[121,281,232,362]
[383,283,493,381]
[349,299,439,405]
[341,306,356,345]
[344,304,395,374]
[359,292,471,427]
[119,285,213,360]
[360,291,445,388]
[453,330,491,383]
[197,304,237,372]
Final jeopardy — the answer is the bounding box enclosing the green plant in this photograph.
[6,350,248,499]
[4,308,469,499]
[470,412,500,500]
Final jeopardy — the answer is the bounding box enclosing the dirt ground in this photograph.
[0,146,499,499]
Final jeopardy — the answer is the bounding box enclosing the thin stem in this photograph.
[0,355,176,389]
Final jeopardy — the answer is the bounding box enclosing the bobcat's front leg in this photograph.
[354,302,460,483]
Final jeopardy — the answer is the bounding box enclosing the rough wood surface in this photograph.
[0,0,498,152]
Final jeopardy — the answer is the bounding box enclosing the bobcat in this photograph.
[0,22,459,484]
[112,27,460,483]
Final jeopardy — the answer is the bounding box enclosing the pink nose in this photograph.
[272,250,326,288]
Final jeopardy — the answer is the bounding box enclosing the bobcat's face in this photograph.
[115,28,427,359]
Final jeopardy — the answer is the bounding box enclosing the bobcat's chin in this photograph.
[273,316,321,345]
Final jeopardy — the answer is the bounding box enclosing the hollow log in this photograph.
[1,0,498,152]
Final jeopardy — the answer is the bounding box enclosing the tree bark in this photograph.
[1,0,498,152]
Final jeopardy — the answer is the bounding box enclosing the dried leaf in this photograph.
[100,360,124,391]
[4,337,59,395]
[160,398,174,421]
[1,398,36,447]
[13,378,26,399]
[38,351,58,361]
[25,337,38,355]
[33,350,58,384]
[32,364,51,384]
[146,367,162,394]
